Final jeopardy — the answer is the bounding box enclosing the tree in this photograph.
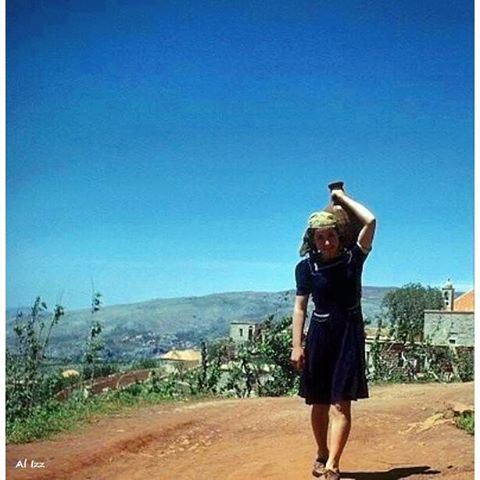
[382,283,443,344]
[258,315,299,396]
[83,291,104,385]
[6,297,64,421]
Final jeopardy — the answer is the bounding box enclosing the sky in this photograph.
[7,0,474,310]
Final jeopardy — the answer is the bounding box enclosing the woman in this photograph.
[290,188,376,480]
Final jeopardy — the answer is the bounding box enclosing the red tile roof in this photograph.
[454,289,474,312]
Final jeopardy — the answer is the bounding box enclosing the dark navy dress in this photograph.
[295,244,370,405]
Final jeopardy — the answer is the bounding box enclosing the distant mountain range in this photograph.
[6,287,396,360]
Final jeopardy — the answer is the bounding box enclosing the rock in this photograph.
[446,402,474,415]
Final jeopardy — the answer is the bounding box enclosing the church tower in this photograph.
[442,279,455,311]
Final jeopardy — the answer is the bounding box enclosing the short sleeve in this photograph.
[295,260,312,296]
[348,241,371,269]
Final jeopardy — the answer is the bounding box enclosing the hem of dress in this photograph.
[298,392,369,405]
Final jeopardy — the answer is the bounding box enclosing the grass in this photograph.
[6,385,221,444]
[454,411,474,435]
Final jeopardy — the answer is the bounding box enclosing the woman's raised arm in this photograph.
[331,189,376,252]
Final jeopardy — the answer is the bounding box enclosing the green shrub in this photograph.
[81,362,119,380]
[6,299,65,423]
[257,315,297,396]
[455,411,474,435]
[456,349,474,382]
[130,358,160,370]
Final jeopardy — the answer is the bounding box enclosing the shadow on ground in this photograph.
[342,466,440,479]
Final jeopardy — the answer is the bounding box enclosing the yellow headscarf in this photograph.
[299,211,337,256]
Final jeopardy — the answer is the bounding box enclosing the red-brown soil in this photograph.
[6,382,474,480]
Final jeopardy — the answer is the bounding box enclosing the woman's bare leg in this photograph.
[326,400,351,471]
[311,403,330,458]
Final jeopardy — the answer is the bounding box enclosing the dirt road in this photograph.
[6,382,474,479]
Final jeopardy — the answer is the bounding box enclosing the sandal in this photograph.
[320,468,341,480]
[312,455,328,478]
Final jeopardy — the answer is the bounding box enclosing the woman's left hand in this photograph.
[331,189,346,203]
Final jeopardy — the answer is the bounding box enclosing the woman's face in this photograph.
[313,227,340,259]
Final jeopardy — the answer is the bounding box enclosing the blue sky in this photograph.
[7,0,473,309]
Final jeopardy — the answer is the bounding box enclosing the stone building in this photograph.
[229,321,265,343]
[423,281,474,347]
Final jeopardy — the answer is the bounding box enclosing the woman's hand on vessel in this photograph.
[290,346,305,371]
[331,188,346,203]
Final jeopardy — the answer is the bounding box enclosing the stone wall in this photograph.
[423,310,474,347]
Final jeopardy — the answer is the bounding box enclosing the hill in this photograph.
[6,287,394,360]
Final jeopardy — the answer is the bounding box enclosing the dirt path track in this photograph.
[7,382,474,479]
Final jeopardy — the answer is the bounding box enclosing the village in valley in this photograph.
[157,280,474,383]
